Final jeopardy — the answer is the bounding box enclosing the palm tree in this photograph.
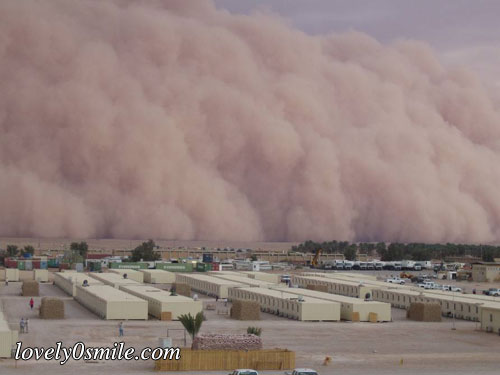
[247,326,262,336]
[178,312,205,348]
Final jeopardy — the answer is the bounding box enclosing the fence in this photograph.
[154,349,295,371]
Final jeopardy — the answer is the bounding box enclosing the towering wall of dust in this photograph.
[1,0,500,242]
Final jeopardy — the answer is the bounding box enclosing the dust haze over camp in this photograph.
[1,0,500,243]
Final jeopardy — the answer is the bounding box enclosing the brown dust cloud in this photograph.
[1,0,500,243]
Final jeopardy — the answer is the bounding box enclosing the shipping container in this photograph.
[195,262,213,272]
[119,285,202,319]
[155,263,193,272]
[202,253,214,263]
[40,261,48,270]
[32,260,41,269]
[25,260,33,271]
[109,262,148,270]
[89,262,102,272]
[74,284,148,320]
[109,269,144,283]
[139,269,175,284]
[211,262,220,271]
[17,261,25,270]
[48,259,59,268]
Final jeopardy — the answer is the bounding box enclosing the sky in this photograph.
[215,0,500,87]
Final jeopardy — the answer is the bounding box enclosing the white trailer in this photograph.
[139,269,175,284]
[175,274,246,298]
[54,272,103,296]
[109,269,144,283]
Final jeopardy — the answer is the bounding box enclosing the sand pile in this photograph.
[230,300,261,320]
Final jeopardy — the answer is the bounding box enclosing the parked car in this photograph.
[441,285,462,292]
[385,277,406,285]
[418,281,440,289]
[229,370,259,375]
[483,288,500,296]
[285,369,319,375]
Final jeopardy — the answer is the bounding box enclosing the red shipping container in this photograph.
[86,254,112,260]
[32,260,41,269]
[211,262,220,271]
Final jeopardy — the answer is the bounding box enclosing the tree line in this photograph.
[291,240,500,262]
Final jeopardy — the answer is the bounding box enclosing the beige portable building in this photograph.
[90,272,144,288]
[292,275,374,299]
[0,311,18,358]
[54,272,103,296]
[302,272,379,282]
[139,269,175,284]
[472,263,500,282]
[242,271,282,284]
[2,269,20,282]
[212,274,276,288]
[175,274,246,298]
[480,304,500,333]
[74,284,148,320]
[372,288,422,309]
[228,287,340,321]
[119,285,202,319]
[275,287,391,322]
[33,269,49,282]
[109,269,144,283]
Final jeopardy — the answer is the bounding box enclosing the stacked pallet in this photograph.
[173,283,192,297]
[407,302,442,322]
[230,300,261,320]
[192,333,262,350]
[39,297,65,319]
[22,280,39,296]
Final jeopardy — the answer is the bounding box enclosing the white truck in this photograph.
[418,281,441,289]
[385,277,406,285]
[229,370,258,375]
[442,285,462,292]
[285,369,319,375]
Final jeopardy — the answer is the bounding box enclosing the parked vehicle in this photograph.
[483,288,500,296]
[375,262,384,270]
[285,369,319,375]
[343,261,354,270]
[442,285,462,292]
[385,277,406,285]
[229,370,258,375]
[418,281,440,289]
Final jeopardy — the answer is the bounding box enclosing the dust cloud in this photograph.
[1,0,500,243]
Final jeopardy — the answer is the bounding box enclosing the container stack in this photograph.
[22,280,39,296]
[39,297,65,319]
[192,333,263,350]
[230,300,261,320]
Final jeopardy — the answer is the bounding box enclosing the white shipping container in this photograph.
[54,272,103,296]
[139,269,175,284]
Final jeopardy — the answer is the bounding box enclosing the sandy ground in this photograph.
[1,280,500,375]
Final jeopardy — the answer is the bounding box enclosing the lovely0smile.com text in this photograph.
[13,342,181,365]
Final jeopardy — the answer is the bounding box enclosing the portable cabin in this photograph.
[119,285,202,320]
[2,268,20,282]
[175,274,246,298]
[53,272,103,296]
[33,269,49,282]
[274,287,391,322]
[228,287,340,321]
[90,272,144,289]
[139,269,175,284]
[74,284,148,320]
[292,275,374,299]
[109,269,144,283]
[0,311,18,358]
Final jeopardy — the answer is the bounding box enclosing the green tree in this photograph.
[23,245,35,257]
[482,248,495,262]
[343,245,357,261]
[250,254,258,262]
[178,312,205,348]
[130,240,160,262]
[6,245,19,257]
[70,242,88,258]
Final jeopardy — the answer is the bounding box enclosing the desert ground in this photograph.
[1,273,500,375]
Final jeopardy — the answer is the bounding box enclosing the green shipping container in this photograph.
[109,262,148,270]
[18,261,25,270]
[196,262,213,272]
[89,262,102,272]
[156,263,193,272]
[48,259,59,268]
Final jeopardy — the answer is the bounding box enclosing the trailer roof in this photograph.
[274,287,385,305]
[212,274,275,286]
[119,285,195,302]
[55,272,103,284]
[180,274,247,286]
[76,284,145,302]
[235,287,339,304]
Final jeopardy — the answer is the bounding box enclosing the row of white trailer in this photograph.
[0,310,18,358]
[298,272,500,332]
[1,268,49,282]
[54,272,201,321]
